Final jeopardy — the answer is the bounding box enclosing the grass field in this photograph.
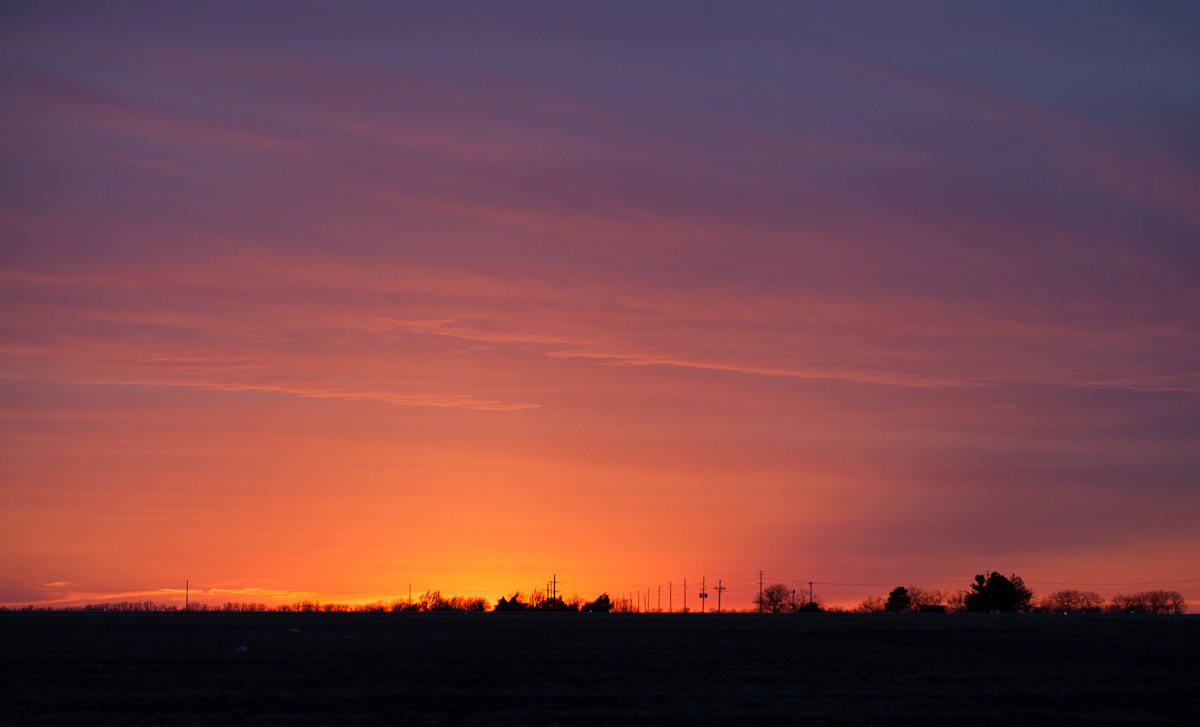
[1,611,1196,725]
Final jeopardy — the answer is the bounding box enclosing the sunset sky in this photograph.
[3,2,1198,611]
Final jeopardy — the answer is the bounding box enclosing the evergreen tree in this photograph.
[964,572,1033,613]
[885,586,912,613]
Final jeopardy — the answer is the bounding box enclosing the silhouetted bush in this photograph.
[494,593,529,611]
[537,596,579,612]
[581,593,613,612]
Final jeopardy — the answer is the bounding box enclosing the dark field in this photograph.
[1,612,1196,725]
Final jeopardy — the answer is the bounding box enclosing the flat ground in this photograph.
[1,611,1196,725]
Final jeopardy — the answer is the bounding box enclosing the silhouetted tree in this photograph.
[885,587,912,613]
[963,572,1033,613]
[581,593,614,613]
[857,595,886,613]
[527,588,549,609]
[756,583,795,613]
[418,590,450,611]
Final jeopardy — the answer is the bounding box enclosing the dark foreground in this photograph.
[1,612,1196,726]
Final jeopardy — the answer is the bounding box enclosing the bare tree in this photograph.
[1038,589,1104,614]
[857,595,886,613]
[1109,590,1187,615]
[908,588,948,611]
[756,583,794,613]
[418,590,448,611]
[527,588,548,609]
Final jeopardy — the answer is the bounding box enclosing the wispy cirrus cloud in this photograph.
[3,2,1198,610]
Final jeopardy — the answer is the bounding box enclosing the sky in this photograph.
[2,1,1198,611]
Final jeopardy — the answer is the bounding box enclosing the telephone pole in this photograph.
[185,579,189,612]
[715,579,726,613]
[669,582,673,613]
[683,578,687,613]
[658,585,661,612]
[700,576,708,613]
[759,570,764,613]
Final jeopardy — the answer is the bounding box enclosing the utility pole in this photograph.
[658,585,661,613]
[683,578,687,613]
[700,576,708,613]
[185,579,189,612]
[759,570,764,613]
[669,582,673,613]
[809,581,814,608]
[715,580,726,613]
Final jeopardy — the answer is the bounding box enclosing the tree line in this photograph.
[4,572,1188,614]
[852,572,1188,615]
